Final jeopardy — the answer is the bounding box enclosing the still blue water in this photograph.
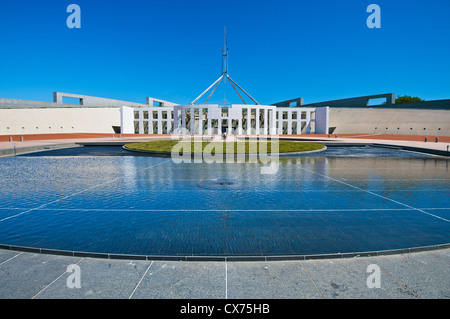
[0,146,449,256]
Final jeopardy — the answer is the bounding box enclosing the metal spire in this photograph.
[222,27,228,83]
[190,27,260,105]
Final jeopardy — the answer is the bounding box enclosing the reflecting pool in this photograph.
[0,146,449,257]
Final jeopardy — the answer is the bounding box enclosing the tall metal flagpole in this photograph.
[222,27,228,105]
[190,27,260,105]
[223,27,228,84]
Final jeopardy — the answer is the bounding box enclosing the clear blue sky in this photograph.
[0,0,449,105]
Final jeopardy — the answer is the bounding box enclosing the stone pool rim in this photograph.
[121,144,328,157]
[1,243,449,262]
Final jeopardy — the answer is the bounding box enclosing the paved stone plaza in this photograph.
[0,248,448,299]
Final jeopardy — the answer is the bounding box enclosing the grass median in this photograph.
[124,139,325,154]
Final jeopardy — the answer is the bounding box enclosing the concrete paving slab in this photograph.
[0,252,81,299]
[300,257,416,299]
[367,251,450,299]
[0,249,449,299]
[34,258,152,299]
[226,261,321,299]
[130,261,226,299]
[432,248,450,263]
[0,250,21,264]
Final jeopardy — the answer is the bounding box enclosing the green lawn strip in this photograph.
[124,140,324,154]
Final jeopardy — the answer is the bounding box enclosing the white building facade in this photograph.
[121,105,329,135]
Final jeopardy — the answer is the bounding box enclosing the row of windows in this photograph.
[133,118,314,135]
[276,111,314,120]
[134,111,173,120]
[374,127,442,131]
[4,126,75,129]
[134,109,315,121]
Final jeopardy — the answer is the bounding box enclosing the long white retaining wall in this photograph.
[329,108,450,136]
[0,108,120,135]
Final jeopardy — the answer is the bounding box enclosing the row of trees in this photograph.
[394,95,424,104]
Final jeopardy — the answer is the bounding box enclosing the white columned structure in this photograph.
[207,117,212,135]
[190,106,194,134]
[263,108,268,135]
[167,109,172,134]
[287,110,292,135]
[172,104,278,136]
[238,114,243,135]
[181,107,186,133]
[198,106,203,135]
[246,107,251,135]
[271,108,277,135]
[305,111,311,134]
[255,108,260,134]
[123,105,329,136]
[156,109,161,134]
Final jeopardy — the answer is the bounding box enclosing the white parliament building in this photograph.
[121,34,329,137]
[122,104,329,136]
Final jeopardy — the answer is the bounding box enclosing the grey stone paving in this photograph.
[0,248,449,299]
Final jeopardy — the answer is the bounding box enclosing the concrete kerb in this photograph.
[278,136,450,157]
[0,143,81,157]
[1,243,449,262]
[371,143,450,157]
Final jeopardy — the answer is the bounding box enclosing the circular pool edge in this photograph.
[121,144,328,157]
[1,242,449,262]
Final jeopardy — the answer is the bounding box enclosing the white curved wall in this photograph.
[329,108,450,136]
[0,108,120,135]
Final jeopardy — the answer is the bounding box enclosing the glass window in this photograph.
[292,122,297,134]
[222,108,228,117]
